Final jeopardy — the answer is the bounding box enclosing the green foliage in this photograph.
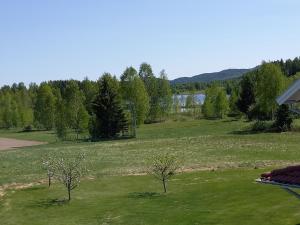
[54,95,68,140]
[274,104,293,132]
[90,73,128,139]
[139,63,161,123]
[255,63,285,119]
[65,81,89,139]
[215,90,229,118]
[81,77,97,114]
[236,72,256,117]
[157,70,172,120]
[229,89,240,115]
[203,85,229,119]
[121,67,150,125]
[34,83,55,130]
[251,120,270,132]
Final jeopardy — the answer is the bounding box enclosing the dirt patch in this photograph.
[0,138,46,151]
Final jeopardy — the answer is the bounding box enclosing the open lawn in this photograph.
[1,119,300,224]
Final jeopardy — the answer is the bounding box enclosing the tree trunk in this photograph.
[68,187,71,201]
[48,176,51,187]
[163,179,167,193]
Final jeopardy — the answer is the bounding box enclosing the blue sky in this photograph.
[1,0,300,85]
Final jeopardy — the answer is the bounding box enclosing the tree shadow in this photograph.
[127,192,163,199]
[22,186,46,192]
[29,198,69,208]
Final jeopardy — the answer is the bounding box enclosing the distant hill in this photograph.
[170,68,251,84]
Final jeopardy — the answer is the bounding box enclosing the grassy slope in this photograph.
[1,119,300,224]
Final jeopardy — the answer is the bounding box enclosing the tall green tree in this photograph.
[255,63,285,119]
[157,70,172,120]
[81,77,97,114]
[236,73,256,118]
[203,85,228,119]
[229,89,239,115]
[0,91,13,128]
[121,67,149,125]
[34,83,55,130]
[90,73,128,139]
[139,63,160,122]
[65,81,89,139]
[54,93,68,140]
[215,89,229,118]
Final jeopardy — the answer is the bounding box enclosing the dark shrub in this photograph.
[23,125,33,132]
[273,104,292,132]
[251,120,269,132]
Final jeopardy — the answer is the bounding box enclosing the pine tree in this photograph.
[91,73,128,139]
[236,73,256,117]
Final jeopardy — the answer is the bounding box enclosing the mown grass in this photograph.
[1,119,300,224]
[1,170,300,225]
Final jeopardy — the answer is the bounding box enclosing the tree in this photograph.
[120,67,149,125]
[65,81,89,139]
[202,85,229,119]
[202,97,214,118]
[55,153,87,201]
[90,73,128,139]
[0,92,13,128]
[138,63,154,84]
[34,83,55,130]
[173,96,181,114]
[81,77,97,114]
[139,63,160,122]
[273,104,293,132]
[42,154,56,187]
[157,70,172,120]
[236,73,256,118]
[255,63,285,119]
[215,89,229,118]
[229,89,239,116]
[185,95,193,109]
[149,153,180,193]
[54,94,68,140]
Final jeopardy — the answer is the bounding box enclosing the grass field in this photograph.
[1,119,300,224]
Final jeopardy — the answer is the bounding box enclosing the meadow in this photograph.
[1,119,300,224]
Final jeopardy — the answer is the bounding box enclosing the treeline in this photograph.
[0,63,172,140]
[274,57,300,77]
[171,79,240,95]
[200,60,298,131]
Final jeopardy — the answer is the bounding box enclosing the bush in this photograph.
[251,120,269,132]
[273,104,293,132]
[23,125,33,132]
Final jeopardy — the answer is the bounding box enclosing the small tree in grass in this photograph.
[55,153,87,201]
[149,153,180,193]
[42,154,56,187]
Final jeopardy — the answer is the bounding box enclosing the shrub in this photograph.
[273,104,293,132]
[251,120,269,132]
[23,125,33,132]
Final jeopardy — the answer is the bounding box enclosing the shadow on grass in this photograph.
[128,192,163,199]
[22,186,46,192]
[30,198,69,208]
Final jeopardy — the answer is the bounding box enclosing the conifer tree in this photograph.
[91,73,128,139]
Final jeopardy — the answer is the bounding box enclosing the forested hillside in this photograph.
[170,68,251,84]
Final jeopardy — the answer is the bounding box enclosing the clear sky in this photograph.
[1,0,300,85]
